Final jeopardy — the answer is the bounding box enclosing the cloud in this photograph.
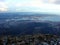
[15,0,45,11]
[15,0,60,10]
[48,0,56,3]
[0,2,8,12]
[47,0,60,4]
[14,1,60,14]
[15,0,44,7]
[0,0,5,1]
[0,0,60,14]
[54,0,60,4]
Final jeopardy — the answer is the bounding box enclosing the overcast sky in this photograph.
[0,0,60,14]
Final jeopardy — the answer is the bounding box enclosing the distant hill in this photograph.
[0,12,60,36]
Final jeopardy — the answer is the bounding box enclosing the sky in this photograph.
[0,0,60,14]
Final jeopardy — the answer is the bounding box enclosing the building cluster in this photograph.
[0,34,60,45]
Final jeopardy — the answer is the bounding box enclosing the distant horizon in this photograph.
[0,11,60,16]
[0,0,60,15]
